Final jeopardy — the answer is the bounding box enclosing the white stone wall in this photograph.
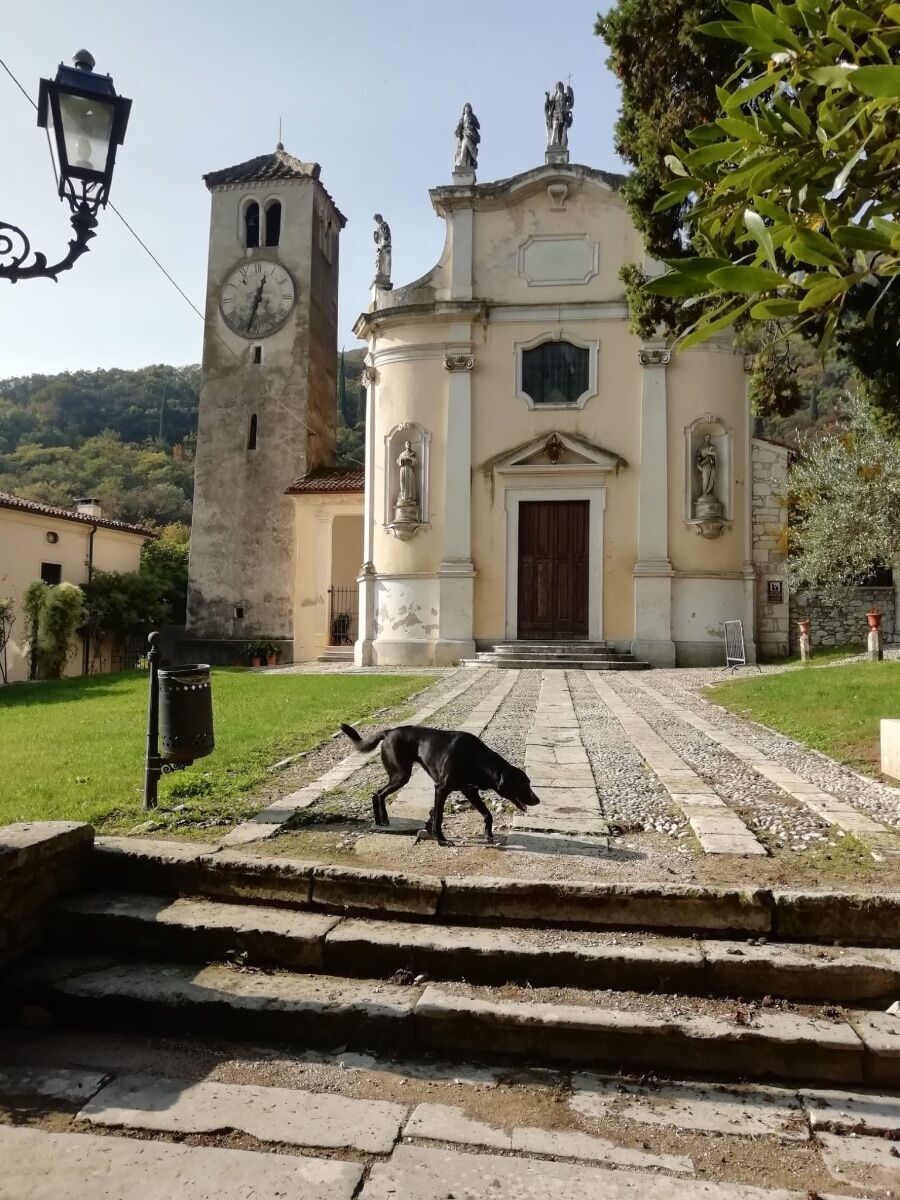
[790,586,895,648]
[751,438,790,659]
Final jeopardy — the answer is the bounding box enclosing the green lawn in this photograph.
[706,660,900,774]
[0,670,435,833]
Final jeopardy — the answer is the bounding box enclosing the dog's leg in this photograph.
[431,786,451,846]
[371,769,410,827]
[463,787,494,844]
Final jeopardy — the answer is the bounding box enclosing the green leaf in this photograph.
[707,265,788,292]
[724,71,783,111]
[678,299,755,350]
[873,217,900,248]
[833,5,876,30]
[850,66,900,98]
[642,272,711,298]
[667,256,735,278]
[833,224,893,252]
[717,115,766,141]
[696,20,748,40]
[682,142,741,168]
[744,209,777,270]
[801,273,854,309]
[652,178,696,213]
[699,20,782,53]
[750,3,803,48]
[788,228,847,269]
[664,154,689,177]
[750,298,802,318]
[809,65,862,87]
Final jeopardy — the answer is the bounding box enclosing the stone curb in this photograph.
[90,837,900,945]
[55,895,900,1003]
[15,958,899,1088]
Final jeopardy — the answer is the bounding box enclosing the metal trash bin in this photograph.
[158,663,214,763]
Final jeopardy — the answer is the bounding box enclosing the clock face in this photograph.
[219,260,296,339]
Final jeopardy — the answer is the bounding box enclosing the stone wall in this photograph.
[0,822,92,969]
[751,439,791,659]
[790,586,896,649]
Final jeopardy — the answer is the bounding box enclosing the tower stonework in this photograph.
[185,149,345,659]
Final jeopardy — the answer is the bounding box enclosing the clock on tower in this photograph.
[183,146,346,662]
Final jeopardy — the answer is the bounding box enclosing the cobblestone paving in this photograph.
[649,669,900,835]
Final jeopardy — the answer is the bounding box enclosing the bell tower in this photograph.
[184,146,345,659]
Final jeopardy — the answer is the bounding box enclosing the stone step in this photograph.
[489,641,613,653]
[89,837,900,945]
[11,955,899,1085]
[316,649,353,662]
[55,892,900,1003]
[464,656,650,670]
[0,1125,362,1200]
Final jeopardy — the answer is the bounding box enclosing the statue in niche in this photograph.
[454,103,480,172]
[373,213,392,286]
[393,440,419,524]
[544,81,574,151]
[694,434,724,520]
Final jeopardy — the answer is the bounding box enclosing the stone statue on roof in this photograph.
[373,213,392,289]
[454,103,480,173]
[544,81,574,156]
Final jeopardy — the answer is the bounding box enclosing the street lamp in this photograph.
[0,50,131,283]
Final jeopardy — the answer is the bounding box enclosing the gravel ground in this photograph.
[609,676,833,854]
[650,668,900,833]
[566,671,685,836]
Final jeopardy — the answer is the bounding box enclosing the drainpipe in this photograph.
[82,524,97,675]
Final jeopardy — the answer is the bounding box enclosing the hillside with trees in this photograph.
[0,349,367,526]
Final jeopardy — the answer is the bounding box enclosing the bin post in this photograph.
[143,631,162,811]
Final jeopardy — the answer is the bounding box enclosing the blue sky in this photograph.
[2,0,622,376]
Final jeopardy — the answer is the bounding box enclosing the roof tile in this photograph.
[286,469,365,495]
[0,492,153,536]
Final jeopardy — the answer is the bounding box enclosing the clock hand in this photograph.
[245,278,266,332]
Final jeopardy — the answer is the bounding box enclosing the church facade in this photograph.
[187,100,790,670]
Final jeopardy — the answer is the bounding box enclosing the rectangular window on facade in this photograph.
[41,562,62,585]
[522,340,589,405]
[252,346,262,365]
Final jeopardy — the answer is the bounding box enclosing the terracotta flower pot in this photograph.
[251,656,262,668]
[267,653,279,667]
[867,610,883,630]
[797,618,811,637]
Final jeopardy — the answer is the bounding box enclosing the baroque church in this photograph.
[184,92,790,669]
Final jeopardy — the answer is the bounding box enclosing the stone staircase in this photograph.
[316,647,354,663]
[8,837,900,1089]
[463,641,650,670]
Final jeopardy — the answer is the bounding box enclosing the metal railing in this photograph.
[328,585,358,646]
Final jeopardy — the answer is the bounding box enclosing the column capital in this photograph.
[639,346,672,368]
[444,352,475,372]
[361,365,378,385]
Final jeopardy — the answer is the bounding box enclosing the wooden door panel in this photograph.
[518,500,590,640]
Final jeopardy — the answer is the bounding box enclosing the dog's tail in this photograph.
[340,723,387,753]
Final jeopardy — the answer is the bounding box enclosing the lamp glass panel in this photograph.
[57,92,114,173]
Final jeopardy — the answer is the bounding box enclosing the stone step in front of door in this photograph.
[9,955,898,1086]
[464,656,650,670]
[54,892,900,1002]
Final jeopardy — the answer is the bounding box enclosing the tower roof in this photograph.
[203,146,322,189]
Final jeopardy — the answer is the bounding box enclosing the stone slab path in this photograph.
[6,1058,898,1197]
[588,674,766,856]
[627,676,892,841]
[223,663,899,858]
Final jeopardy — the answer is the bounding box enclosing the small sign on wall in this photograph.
[767,579,784,605]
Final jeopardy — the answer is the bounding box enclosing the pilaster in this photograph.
[437,348,476,662]
[355,361,378,666]
[633,345,676,666]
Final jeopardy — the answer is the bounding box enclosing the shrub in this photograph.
[36,582,86,679]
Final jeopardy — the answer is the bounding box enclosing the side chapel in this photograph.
[185,91,790,669]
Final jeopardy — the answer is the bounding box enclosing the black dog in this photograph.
[340,723,540,845]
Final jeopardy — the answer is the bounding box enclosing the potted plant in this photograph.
[265,641,281,667]
[867,608,883,631]
[245,638,268,668]
[797,616,812,637]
